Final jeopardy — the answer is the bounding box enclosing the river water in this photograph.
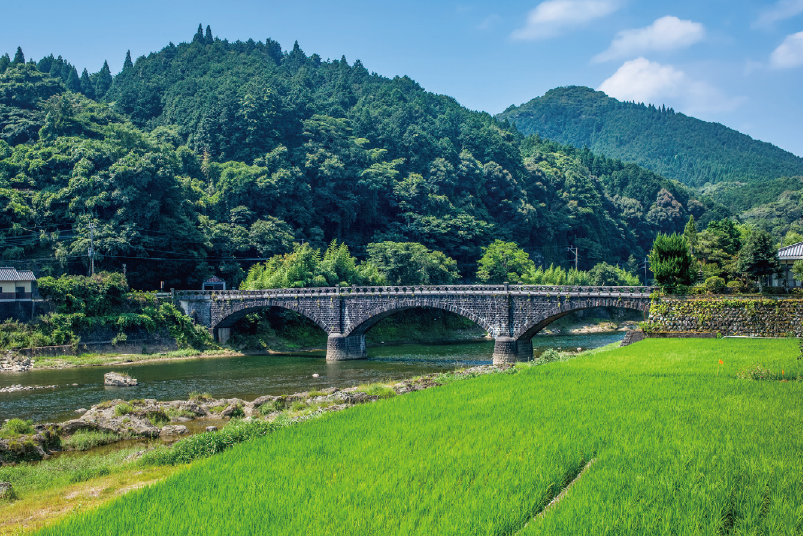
[0,332,624,424]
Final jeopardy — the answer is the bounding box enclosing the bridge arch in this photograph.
[512,297,650,342]
[344,303,495,338]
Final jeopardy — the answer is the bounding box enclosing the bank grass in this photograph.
[61,430,119,451]
[36,338,803,535]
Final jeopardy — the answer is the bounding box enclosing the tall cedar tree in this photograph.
[649,233,695,291]
[738,229,781,291]
[94,60,112,98]
[193,24,204,44]
[205,26,214,45]
[12,46,24,65]
[123,50,133,70]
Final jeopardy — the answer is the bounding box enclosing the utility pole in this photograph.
[640,256,650,285]
[567,245,578,271]
[87,223,96,276]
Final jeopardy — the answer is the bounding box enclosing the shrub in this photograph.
[114,403,134,417]
[736,364,781,381]
[726,280,743,293]
[704,276,726,294]
[165,408,196,420]
[360,384,397,400]
[147,411,170,427]
[189,392,214,402]
[0,419,34,438]
[649,233,695,291]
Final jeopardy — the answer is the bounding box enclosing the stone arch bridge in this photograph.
[174,285,654,364]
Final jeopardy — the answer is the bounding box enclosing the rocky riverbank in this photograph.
[0,365,509,464]
[0,384,57,394]
[0,353,33,373]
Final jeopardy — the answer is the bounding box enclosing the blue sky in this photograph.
[2,0,802,157]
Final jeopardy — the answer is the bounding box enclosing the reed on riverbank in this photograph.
[33,338,802,535]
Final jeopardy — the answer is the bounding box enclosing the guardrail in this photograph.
[173,285,656,300]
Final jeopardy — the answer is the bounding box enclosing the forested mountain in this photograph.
[497,86,803,199]
[0,28,725,289]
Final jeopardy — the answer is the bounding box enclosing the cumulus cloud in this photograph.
[511,0,620,40]
[753,0,803,28]
[592,16,705,63]
[598,57,746,114]
[770,31,803,68]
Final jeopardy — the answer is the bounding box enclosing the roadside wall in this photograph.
[646,296,803,337]
[17,332,178,358]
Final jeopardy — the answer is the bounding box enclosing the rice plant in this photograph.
[36,339,802,535]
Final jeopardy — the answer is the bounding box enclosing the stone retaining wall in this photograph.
[646,296,803,338]
[17,336,178,358]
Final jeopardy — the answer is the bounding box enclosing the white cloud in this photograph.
[753,0,803,28]
[511,0,620,40]
[770,31,803,68]
[593,16,705,63]
[598,57,746,114]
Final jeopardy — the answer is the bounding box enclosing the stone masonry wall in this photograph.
[646,296,803,337]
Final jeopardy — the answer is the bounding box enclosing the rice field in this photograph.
[36,338,803,535]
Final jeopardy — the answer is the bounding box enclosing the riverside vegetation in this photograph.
[8,337,797,535]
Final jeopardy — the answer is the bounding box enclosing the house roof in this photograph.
[0,267,36,282]
[204,276,225,283]
[778,242,803,260]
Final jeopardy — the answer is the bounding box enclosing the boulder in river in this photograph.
[159,425,189,437]
[104,372,137,387]
[205,426,218,432]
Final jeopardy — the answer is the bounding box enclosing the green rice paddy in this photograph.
[37,339,803,535]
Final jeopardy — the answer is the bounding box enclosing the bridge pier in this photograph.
[326,333,367,361]
[492,337,533,365]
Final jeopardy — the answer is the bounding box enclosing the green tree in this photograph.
[65,66,81,92]
[649,233,695,291]
[37,272,129,315]
[792,260,803,284]
[12,47,24,66]
[782,230,803,248]
[192,24,204,44]
[737,229,781,291]
[0,53,10,74]
[476,240,535,284]
[123,50,133,70]
[683,215,698,255]
[79,68,95,99]
[366,242,459,285]
[205,25,214,45]
[94,60,112,98]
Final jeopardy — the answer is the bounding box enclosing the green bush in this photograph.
[726,280,743,293]
[114,403,134,417]
[359,384,397,400]
[0,419,34,438]
[704,276,726,294]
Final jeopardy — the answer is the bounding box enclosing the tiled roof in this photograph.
[205,276,225,283]
[0,267,36,282]
[778,242,803,260]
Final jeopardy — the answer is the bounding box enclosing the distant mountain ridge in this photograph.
[497,86,803,193]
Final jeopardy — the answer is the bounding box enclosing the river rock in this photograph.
[0,352,32,373]
[159,425,189,437]
[104,372,137,387]
[75,408,87,414]
[205,426,218,432]
[0,482,15,501]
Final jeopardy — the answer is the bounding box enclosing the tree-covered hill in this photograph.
[497,86,803,195]
[0,29,726,289]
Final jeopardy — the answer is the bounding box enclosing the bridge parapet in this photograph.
[174,285,655,300]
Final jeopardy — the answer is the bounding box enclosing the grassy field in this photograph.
[33,338,803,535]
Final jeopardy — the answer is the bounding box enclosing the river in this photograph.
[0,332,624,424]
